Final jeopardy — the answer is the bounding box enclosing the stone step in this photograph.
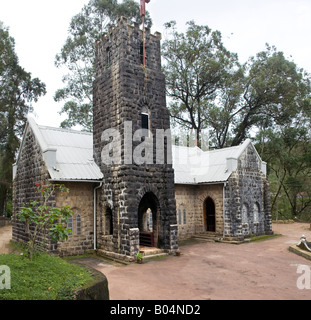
[139,247,169,260]
[192,233,221,242]
[96,247,169,264]
[142,252,169,261]
[139,248,164,256]
[96,249,133,264]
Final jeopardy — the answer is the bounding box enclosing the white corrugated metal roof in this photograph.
[25,116,103,181]
[20,116,264,184]
[172,139,261,184]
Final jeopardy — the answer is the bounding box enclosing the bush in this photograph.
[17,183,74,259]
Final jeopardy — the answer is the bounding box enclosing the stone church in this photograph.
[12,17,273,259]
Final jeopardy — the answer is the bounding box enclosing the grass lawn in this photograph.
[249,233,282,242]
[0,253,93,300]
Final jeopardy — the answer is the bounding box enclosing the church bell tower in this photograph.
[93,16,178,258]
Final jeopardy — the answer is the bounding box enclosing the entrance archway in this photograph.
[138,192,159,247]
[204,197,216,232]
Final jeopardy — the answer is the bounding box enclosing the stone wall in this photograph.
[12,125,53,251]
[224,144,273,240]
[175,184,224,240]
[174,144,273,241]
[12,125,97,256]
[56,182,95,256]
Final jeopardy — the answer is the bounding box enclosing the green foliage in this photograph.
[0,253,92,300]
[162,20,240,145]
[0,22,46,217]
[231,45,311,146]
[54,0,152,131]
[163,20,311,219]
[17,183,74,259]
[135,252,143,260]
[256,126,311,221]
[163,22,311,149]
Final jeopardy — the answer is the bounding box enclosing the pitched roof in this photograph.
[16,116,103,181]
[15,116,266,184]
[172,140,265,184]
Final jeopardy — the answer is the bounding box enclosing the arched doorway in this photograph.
[138,192,159,247]
[204,197,216,232]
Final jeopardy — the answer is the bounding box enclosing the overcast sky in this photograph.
[1,0,311,127]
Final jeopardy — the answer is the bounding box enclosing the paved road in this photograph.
[1,223,311,300]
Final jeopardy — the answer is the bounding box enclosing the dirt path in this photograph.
[0,225,12,254]
[81,223,311,300]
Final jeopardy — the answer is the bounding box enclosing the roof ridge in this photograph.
[56,144,93,149]
[207,145,240,153]
[38,125,93,135]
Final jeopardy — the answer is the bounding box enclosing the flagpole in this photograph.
[143,14,146,67]
[140,0,150,67]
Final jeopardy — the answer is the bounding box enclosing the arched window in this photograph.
[242,203,249,224]
[67,216,73,236]
[76,214,81,235]
[253,202,260,222]
[106,207,113,235]
[178,209,182,225]
[183,208,187,224]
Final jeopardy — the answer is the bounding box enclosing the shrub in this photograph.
[17,183,74,259]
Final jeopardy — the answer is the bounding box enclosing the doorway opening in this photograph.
[138,192,159,248]
[204,197,216,232]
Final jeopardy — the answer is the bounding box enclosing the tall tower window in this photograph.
[141,113,149,130]
[141,111,150,138]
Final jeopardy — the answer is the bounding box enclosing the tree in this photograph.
[207,68,244,148]
[206,45,311,148]
[257,126,311,220]
[163,22,311,149]
[18,183,74,260]
[54,0,152,131]
[230,45,311,147]
[162,20,240,145]
[0,23,46,217]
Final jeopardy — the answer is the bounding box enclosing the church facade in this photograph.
[12,17,273,259]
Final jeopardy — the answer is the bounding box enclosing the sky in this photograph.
[1,0,311,127]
